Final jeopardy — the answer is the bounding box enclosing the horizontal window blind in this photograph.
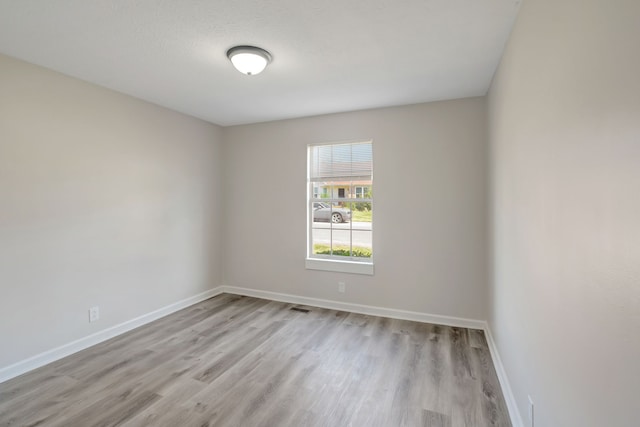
[309,141,372,182]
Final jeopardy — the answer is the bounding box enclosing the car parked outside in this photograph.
[313,202,351,223]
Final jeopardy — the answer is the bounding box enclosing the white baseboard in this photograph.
[0,287,224,384]
[220,285,486,330]
[483,323,524,427]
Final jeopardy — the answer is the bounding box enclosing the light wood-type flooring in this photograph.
[0,294,511,427]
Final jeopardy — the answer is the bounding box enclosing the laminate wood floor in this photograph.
[0,294,511,427]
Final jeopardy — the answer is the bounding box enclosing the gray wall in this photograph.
[487,0,640,425]
[0,54,224,368]
[222,99,489,320]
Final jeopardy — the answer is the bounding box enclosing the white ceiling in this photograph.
[0,0,521,126]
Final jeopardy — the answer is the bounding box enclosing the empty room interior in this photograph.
[0,0,638,426]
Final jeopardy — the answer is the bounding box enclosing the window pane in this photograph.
[311,202,330,255]
[346,201,372,258]
[331,226,351,258]
[349,201,372,224]
[330,203,352,257]
[351,230,372,258]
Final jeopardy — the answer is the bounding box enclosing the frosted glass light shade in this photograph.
[227,46,272,76]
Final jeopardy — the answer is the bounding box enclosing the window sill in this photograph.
[305,258,374,275]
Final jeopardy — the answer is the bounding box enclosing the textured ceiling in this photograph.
[0,0,521,126]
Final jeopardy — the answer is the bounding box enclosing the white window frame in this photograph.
[355,186,369,199]
[306,140,374,275]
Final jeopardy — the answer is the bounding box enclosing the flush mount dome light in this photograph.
[226,45,272,75]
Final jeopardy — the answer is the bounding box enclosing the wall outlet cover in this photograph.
[89,306,100,323]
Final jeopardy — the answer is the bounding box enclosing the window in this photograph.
[355,186,369,198]
[307,140,373,275]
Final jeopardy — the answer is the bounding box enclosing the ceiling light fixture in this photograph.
[226,45,272,76]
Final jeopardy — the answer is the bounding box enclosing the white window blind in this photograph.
[309,142,373,183]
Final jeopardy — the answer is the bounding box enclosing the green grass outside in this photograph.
[351,210,372,222]
[313,243,372,258]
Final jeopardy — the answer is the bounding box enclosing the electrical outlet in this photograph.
[528,395,534,427]
[338,281,346,293]
[89,306,100,323]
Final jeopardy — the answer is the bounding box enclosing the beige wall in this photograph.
[0,54,224,368]
[487,0,640,425]
[222,99,489,320]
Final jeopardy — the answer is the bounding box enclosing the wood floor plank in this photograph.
[468,329,486,349]
[0,294,512,427]
[0,374,78,425]
[423,409,452,427]
[469,347,511,426]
